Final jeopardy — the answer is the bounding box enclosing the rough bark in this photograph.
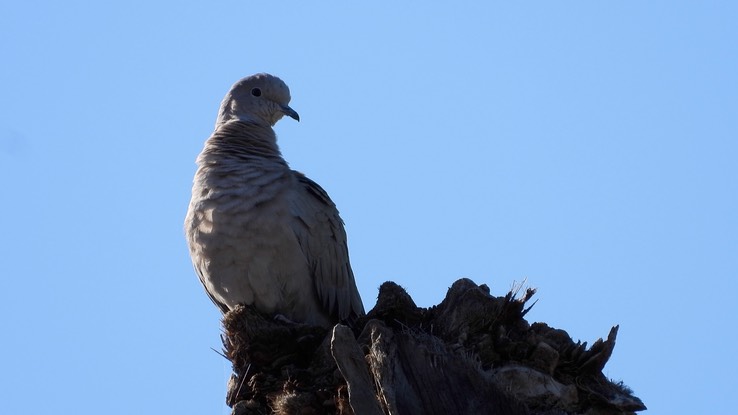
[221,278,646,415]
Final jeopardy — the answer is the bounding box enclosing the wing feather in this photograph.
[288,171,365,322]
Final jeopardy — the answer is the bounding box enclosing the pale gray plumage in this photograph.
[185,73,364,327]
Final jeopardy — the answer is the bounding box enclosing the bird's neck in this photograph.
[202,120,285,162]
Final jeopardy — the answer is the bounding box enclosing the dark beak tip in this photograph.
[281,104,300,122]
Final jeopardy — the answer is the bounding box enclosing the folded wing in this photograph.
[288,172,365,323]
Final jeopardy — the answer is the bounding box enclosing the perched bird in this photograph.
[185,73,365,327]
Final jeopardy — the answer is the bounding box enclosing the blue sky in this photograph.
[1,1,736,414]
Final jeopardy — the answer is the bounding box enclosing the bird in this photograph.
[184,73,365,328]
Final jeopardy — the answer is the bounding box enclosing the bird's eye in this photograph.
[251,88,262,97]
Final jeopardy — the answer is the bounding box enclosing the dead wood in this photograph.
[221,278,646,414]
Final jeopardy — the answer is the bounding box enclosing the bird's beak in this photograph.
[281,104,300,122]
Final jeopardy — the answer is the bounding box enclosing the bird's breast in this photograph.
[187,162,293,243]
[185,161,317,317]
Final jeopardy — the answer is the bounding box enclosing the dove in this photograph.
[185,73,365,327]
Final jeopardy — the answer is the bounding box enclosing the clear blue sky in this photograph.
[1,2,736,414]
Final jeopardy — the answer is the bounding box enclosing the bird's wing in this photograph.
[195,262,231,314]
[288,171,365,322]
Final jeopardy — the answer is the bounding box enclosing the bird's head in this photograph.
[216,73,300,128]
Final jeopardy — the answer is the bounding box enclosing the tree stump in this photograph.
[221,278,646,414]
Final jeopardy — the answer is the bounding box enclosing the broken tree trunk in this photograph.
[222,278,646,415]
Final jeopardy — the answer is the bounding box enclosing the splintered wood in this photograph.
[222,279,646,415]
